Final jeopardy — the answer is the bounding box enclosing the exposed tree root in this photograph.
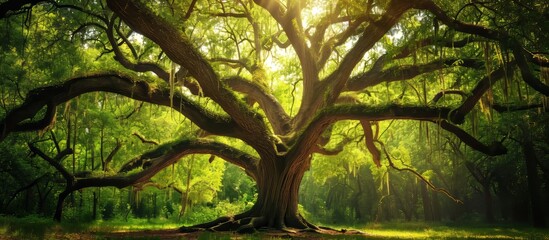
[179,214,365,236]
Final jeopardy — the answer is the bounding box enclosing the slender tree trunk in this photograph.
[483,183,495,222]
[420,182,433,221]
[520,124,546,228]
[92,191,98,220]
[179,158,194,219]
[431,191,441,221]
[153,192,157,218]
[54,189,71,222]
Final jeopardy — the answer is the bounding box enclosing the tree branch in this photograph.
[0,73,240,141]
[107,0,275,157]
[294,0,414,129]
[415,0,549,96]
[346,58,484,91]
[103,139,122,171]
[379,141,463,203]
[0,0,45,18]
[435,120,507,156]
[224,76,291,135]
[449,62,516,124]
[27,143,73,182]
[106,16,170,81]
[511,43,549,95]
[118,138,258,180]
[132,132,159,145]
[253,0,319,94]
[287,104,453,162]
[431,90,469,103]
[361,121,381,167]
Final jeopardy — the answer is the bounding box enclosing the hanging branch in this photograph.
[377,141,463,204]
[361,121,381,167]
[313,137,352,156]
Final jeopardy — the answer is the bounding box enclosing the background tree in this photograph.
[1,0,548,232]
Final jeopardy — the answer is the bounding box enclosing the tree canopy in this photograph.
[1,0,548,232]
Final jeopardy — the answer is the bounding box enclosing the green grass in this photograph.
[1,216,548,239]
[361,222,549,239]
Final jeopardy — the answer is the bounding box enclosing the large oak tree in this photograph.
[1,0,548,232]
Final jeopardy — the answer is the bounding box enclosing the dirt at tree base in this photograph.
[98,228,369,239]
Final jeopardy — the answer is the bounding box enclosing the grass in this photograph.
[361,222,549,239]
[0,216,548,239]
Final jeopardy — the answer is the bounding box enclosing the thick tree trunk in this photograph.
[180,156,314,233]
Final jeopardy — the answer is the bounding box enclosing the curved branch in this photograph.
[287,104,453,161]
[414,0,504,40]
[511,44,549,95]
[346,58,484,91]
[115,138,258,182]
[361,121,381,167]
[525,51,549,68]
[132,132,159,145]
[435,120,506,156]
[50,138,257,221]
[0,73,240,141]
[313,137,352,156]
[379,141,463,203]
[432,91,543,113]
[224,76,291,135]
[210,58,252,72]
[431,90,468,103]
[106,17,170,81]
[288,103,506,173]
[12,101,57,133]
[449,62,516,124]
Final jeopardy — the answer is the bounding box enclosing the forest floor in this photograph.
[1,216,548,239]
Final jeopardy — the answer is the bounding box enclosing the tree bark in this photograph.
[482,184,495,222]
[180,156,314,233]
[420,182,433,221]
[520,123,546,228]
[93,191,98,220]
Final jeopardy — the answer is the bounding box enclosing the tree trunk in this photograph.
[520,124,546,228]
[420,182,433,221]
[483,183,495,222]
[252,158,309,229]
[179,158,193,220]
[93,191,98,220]
[431,190,441,221]
[180,156,313,233]
[54,189,71,222]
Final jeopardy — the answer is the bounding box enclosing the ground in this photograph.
[1,217,548,239]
